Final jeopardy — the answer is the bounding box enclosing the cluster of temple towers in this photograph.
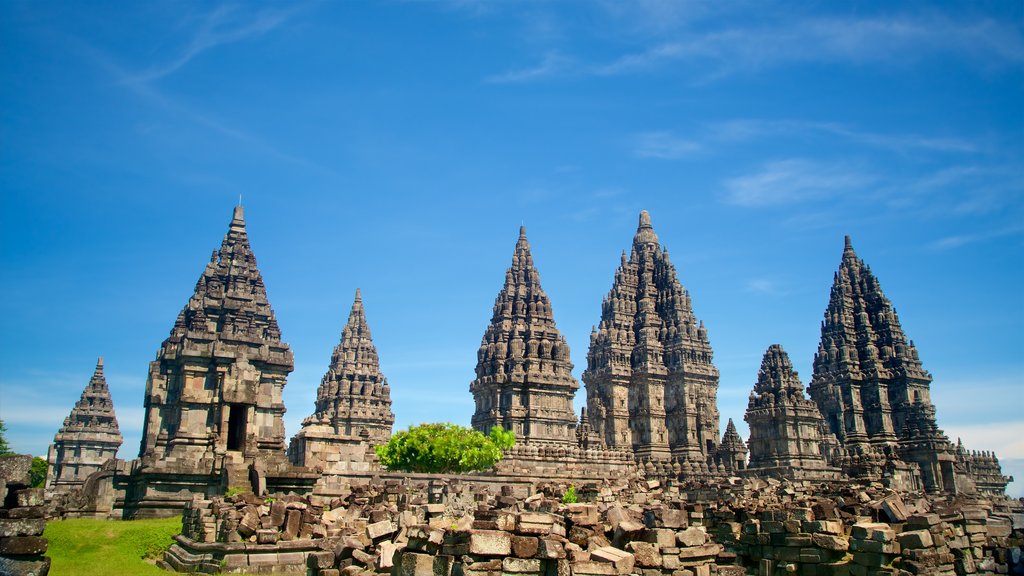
[45,206,1011,506]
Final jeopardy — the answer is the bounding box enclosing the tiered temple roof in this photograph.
[584,211,720,466]
[808,237,955,491]
[45,357,123,496]
[470,226,579,445]
[301,289,394,443]
[139,206,294,470]
[716,419,747,474]
[745,345,836,477]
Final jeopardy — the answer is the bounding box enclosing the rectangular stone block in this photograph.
[395,550,437,576]
[512,535,539,558]
[0,535,48,555]
[469,530,512,556]
[897,530,933,549]
[14,488,45,508]
[309,550,336,569]
[538,539,566,560]
[368,519,397,540]
[570,560,618,576]
[0,556,50,576]
[0,455,32,485]
[0,518,47,538]
[502,557,541,573]
[676,527,707,547]
[641,528,675,548]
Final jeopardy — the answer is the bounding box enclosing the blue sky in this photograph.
[1,1,1021,495]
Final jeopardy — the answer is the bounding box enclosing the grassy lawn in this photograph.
[44,517,182,576]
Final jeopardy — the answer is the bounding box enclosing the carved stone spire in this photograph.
[584,210,720,466]
[139,205,294,470]
[808,237,957,491]
[301,289,394,443]
[745,345,836,478]
[716,418,747,474]
[470,226,579,445]
[46,358,123,496]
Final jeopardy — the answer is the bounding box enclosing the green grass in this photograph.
[44,517,182,576]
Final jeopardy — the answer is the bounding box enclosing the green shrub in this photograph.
[224,486,246,497]
[562,484,577,504]
[30,456,48,488]
[375,423,516,474]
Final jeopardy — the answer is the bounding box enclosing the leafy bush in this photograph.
[224,486,246,497]
[375,423,516,474]
[30,457,47,488]
[562,484,577,504]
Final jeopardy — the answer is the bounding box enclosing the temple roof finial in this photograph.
[519,225,527,239]
[633,210,659,245]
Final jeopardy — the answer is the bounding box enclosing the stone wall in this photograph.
[0,455,50,576]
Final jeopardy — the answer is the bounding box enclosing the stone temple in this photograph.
[289,289,395,472]
[45,207,1012,526]
[470,227,579,445]
[808,236,959,493]
[45,357,122,498]
[744,344,840,479]
[584,211,720,469]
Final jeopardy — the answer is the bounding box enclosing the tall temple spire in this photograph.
[745,345,837,477]
[808,236,958,491]
[139,205,293,468]
[716,418,747,474]
[470,226,579,445]
[584,210,720,468]
[46,357,123,496]
[299,289,394,442]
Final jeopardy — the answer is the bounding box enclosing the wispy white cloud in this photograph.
[633,132,701,159]
[745,278,783,295]
[722,159,872,207]
[710,119,977,155]
[929,225,1024,251]
[490,13,1024,83]
[126,5,293,84]
[486,52,572,83]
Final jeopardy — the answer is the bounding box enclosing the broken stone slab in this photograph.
[676,543,722,560]
[537,538,565,560]
[881,495,909,523]
[0,556,51,576]
[378,541,399,570]
[512,535,539,558]
[811,533,849,552]
[0,518,47,538]
[591,546,635,574]
[624,541,661,568]
[850,522,895,543]
[676,527,707,547]
[570,560,619,576]
[0,535,49,556]
[308,550,336,570]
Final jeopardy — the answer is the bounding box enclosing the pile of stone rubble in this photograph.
[161,476,1024,576]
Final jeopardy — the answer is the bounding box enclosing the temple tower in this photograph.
[290,290,395,468]
[745,345,837,478]
[45,358,123,497]
[138,206,294,476]
[716,419,747,474]
[584,211,720,465]
[470,226,579,445]
[808,236,954,491]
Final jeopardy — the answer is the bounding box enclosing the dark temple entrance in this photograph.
[227,404,247,451]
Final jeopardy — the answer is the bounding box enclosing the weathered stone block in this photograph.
[368,519,397,540]
[0,535,48,555]
[657,509,687,529]
[590,546,634,574]
[676,527,706,547]
[812,533,849,551]
[850,522,894,543]
[256,529,279,544]
[468,530,512,556]
[624,541,661,568]
[0,455,32,486]
[0,555,50,576]
[537,539,565,560]
[309,550,336,569]
[14,488,45,508]
[501,557,541,573]
[511,535,539,558]
[0,518,47,538]
[566,504,599,527]
[897,530,933,550]
[676,544,721,560]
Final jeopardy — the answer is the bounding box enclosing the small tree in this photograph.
[0,420,13,456]
[375,423,516,474]
[30,457,47,488]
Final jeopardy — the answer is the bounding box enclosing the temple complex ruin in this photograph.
[744,345,840,480]
[470,227,579,445]
[289,289,395,471]
[583,211,720,468]
[44,207,1014,546]
[44,357,122,498]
